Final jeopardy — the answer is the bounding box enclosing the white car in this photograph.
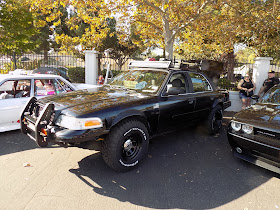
[0,73,81,132]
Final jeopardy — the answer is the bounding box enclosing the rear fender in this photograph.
[212,98,223,109]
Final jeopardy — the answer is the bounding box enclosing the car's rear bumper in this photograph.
[223,101,231,110]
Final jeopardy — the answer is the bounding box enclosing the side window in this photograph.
[189,73,212,92]
[0,79,31,99]
[165,73,187,95]
[57,79,74,92]
[35,79,56,96]
[0,81,14,99]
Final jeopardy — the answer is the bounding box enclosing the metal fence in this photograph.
[1,52,280,78]
[233,61,280,76]
[0,52,85,74]
[0,53,143,74]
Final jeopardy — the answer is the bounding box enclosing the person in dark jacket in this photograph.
[237,73,256,109]
[258,70,279,96]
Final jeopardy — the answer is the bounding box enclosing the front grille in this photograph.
[254,128,280,141]
[251,128,280,149]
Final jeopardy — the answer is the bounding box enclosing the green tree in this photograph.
[0,0,39,54]
[28,0,112,52]
[99,18,143,70]
[113,0,223,60]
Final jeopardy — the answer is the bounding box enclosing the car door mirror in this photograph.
[251,94,259,103]
[162,86,169,97]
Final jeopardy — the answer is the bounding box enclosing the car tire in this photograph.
[206,105,223,135]
[101,119,149,172]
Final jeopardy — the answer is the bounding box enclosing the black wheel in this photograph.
[101,119,149,172]
[206,105,223,135]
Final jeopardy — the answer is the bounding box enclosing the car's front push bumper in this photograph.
[20,97,108,147]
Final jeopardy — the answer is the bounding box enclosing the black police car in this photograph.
[228,85,280,174]
[21,61,231,172]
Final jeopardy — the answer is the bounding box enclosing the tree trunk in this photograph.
[165,39,174,61]
[163,18,174,61]
[44,49,48,65]
[13,52,17,70]
[221,51,236,81]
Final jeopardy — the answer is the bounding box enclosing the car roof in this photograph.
[33,66,68,70]
[132,68,169,72]
[131,67,199,74]
[0,73,65,81]
[128,61,200,73]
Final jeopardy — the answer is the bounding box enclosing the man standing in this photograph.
[258,70,280,96]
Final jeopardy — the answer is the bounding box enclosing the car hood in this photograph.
[39,86,154,116]
[233,103,280,130]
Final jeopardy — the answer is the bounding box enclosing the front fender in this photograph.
[109,109,147,129]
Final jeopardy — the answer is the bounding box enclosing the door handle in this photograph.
[188,98,195,104]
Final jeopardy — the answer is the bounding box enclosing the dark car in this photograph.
[228,86,280,174]
[32,66,70,81]
[21,61,231,172]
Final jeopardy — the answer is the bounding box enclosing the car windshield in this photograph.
[108,69,168,93]
[260,86,280,105]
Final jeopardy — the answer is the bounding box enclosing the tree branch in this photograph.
[135,0,165,16]
[170,1,215,42]
[136,19,163,33]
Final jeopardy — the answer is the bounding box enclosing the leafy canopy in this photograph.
[0,0,39,54]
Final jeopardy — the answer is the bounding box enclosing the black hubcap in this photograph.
[122,132,143,162]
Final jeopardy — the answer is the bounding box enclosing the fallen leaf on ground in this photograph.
[23,163,31,167]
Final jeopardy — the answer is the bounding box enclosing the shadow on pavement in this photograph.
[0,130,60,156]
[0,130,38,156]
[69,120,279,209]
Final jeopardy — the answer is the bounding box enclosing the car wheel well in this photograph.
[213,101,224,110]
[111,115,150,134]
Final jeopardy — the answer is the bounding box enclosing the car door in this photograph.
[187,72,216,119]
[0,79,32,131]
[158,72,195,132]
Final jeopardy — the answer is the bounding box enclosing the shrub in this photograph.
[217,78,239,91]
[68,67,85,83]
[101,69,122,78]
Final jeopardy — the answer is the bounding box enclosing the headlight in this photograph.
[242,124,253,134]
[231,121,241,131]
[56,115,103,130]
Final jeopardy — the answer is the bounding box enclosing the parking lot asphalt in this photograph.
[0,111,280,210]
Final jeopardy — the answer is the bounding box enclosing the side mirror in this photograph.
[161,86,169,97]
[162,92,168,97]
[251,94,259,102]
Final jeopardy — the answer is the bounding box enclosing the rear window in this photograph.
[189,73,212,92]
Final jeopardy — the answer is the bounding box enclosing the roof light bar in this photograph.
[128,61,171,69]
